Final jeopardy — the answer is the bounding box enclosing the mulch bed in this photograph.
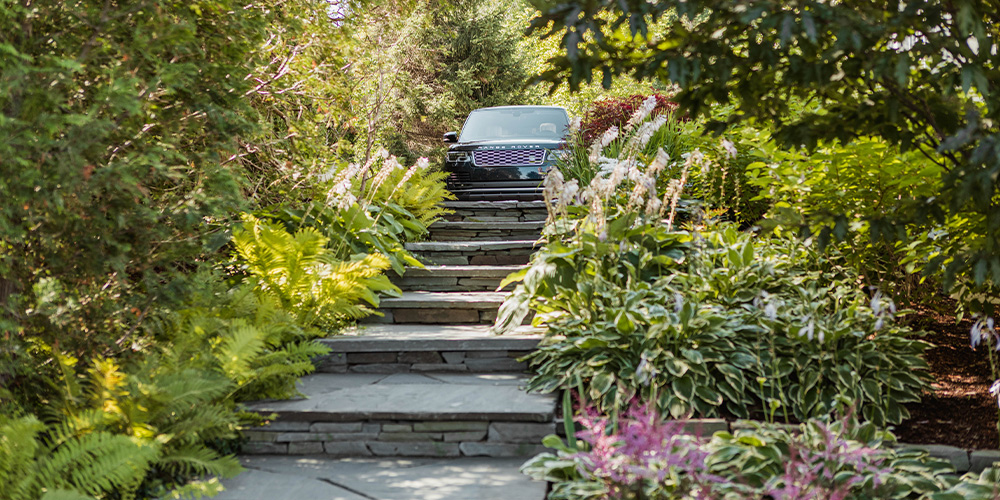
[893,305,998,450]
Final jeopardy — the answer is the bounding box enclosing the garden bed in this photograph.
[895,305,998,450]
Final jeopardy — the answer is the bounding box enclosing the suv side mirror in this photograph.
[443,131,458,143]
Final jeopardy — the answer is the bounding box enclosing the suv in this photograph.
[443,105,570,200]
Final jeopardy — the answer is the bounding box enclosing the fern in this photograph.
[156,444,243,478]
[39,489,97,500]
[18,429,160,500]
[233,214,397,329]
[216,320,268,384]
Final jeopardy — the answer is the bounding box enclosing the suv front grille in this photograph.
[473,149,545,167]
[448,172,472,185]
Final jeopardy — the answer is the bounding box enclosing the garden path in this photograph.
[214,200,553,500]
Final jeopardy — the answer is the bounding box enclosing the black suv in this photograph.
[443,105,569,200]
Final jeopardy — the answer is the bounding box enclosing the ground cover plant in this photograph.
[524,402,1000,499]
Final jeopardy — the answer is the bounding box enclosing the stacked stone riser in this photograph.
[314,349,531,374]
[441,200,548,223]
[443,211,547,223]
[429,229,542,241]
[392,278,512,292]
[364,307,505,325]
[409,249,534,266]
[243,419,553,458]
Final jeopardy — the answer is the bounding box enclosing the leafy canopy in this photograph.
[528,0,1000,312]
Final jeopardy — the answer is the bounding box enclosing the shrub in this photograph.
[580,94,680,144]
[524,403,995,499]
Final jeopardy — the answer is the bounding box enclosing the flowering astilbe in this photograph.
[766,422,891,500]
[572,403,723,499]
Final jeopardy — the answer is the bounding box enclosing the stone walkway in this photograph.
[218,200,552,499]
[220,456,545,500]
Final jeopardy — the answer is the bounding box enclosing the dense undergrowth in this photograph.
[0,0,521,497]
[496,99,1000,497]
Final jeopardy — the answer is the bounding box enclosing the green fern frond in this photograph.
[36,431,159,498]
[158,404,240,446]
[150,370,232,409]
[39,489,97,500]
[216,321,268,383]
[156,444,243,479]
[0,416,45,500]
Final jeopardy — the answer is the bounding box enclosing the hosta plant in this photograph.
[499,224,930,427]
[524,402,996,499]
[495,110,930,426]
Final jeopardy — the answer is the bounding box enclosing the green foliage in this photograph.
[524,410,995,499]
[528,0,1000,315]
[741,130,949,303]
[389,0,542,159]
[0,415,158,500]
[499,223,930,426]
[233,215,398,330]
[144,274,330,401]
[0,0,272,353]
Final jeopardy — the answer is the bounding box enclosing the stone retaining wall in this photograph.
[315,349,531,374]
[243,419,552,458]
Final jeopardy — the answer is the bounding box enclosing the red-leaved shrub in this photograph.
[580,93,680,144]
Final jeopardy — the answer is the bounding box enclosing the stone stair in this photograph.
[314,324,541,374]
[405,240,537,266]
[390,265,523,291]
[363,291,509,325]
[239,198,553,478]
[428,220,545,241]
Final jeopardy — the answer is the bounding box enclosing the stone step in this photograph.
[365,291,509,325]
[404,240,538,266]
[428,221,544,241]
[215,456,546,500]
[390,265,523,291]
[441,200,548,223]
[242,373,556,459]
[315,324,542,374]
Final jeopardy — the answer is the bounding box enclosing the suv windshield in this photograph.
[459,107,569,142]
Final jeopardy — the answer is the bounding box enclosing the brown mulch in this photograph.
[893,305,999,450]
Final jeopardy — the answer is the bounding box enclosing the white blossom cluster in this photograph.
[319,147,429,211]
[544,99,716,234]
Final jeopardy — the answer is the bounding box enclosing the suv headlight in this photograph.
[446,151,471,162]
[547,149,569,161]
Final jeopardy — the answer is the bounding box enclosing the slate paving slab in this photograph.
[403,240,538,252]
[379,291,509,308]
[321,324,542,352]
[394,265,524,278]
[429,221,545,230]
[246,373,555,422]
[213,455,546,500]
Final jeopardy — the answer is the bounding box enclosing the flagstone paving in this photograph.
[215,456,545,500]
